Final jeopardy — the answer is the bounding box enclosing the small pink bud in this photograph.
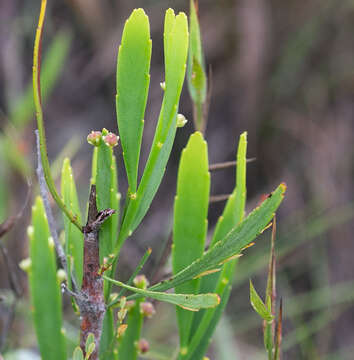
[103,132,119,147]
[137,338,149,354]
[140,301,155,318]
[133,274,149,289]
[87,131,102,146]
[125,300,136,310]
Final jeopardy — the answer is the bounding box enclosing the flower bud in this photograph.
[137,338,149,354]
[87,131,102,146]
[57,269,67,283]
[125,300,136,311]
[140,301,156,318]
[103,132,119,147]
[133,275,149,289]
[176,114,188,128]
[19,258,32,272]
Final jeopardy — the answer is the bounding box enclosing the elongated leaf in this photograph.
[99,308,117,360]
[116,9,151,193]
[116,9,189,253]
[117,299,144,360]
[250,280,274,322]
[173,131,210,347]
[61,158,83,289]
[185,284,232,360]
[103,276,219,311]
[148,183,286,293]
[10,30,71,127]
[186,133,248,358]
[187,0,207,131]
[28,196,66,360]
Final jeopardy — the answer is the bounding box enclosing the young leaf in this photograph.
[148,183,286,294]
[102,276,219,311]
[115,9,189,254]
[28,196,66,360]
[73,347,84,360]
[116,8,151,193]
[172,131,210,347]
[250,280,274,322]
[61,158,83,289]
[85,333,95,354]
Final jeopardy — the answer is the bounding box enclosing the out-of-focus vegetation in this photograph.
[1,0,354,359]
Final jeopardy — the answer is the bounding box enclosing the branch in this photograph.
[32,0,81,231]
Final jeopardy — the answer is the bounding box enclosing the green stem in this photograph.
[33,0,82,231]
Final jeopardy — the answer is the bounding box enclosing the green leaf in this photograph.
[61,158,83,289]
[187,0,207,131]
[28,196,66,360]
[148,183,286,294]
[115,9,189,254]
[10,30,71,128]
[172,131,210,347]
[110,155,120,248]
[186,133,248,357]
[73,347,84,360]
[102,276,219,311]
[183,284,232,360]
[85,333,95,354]
[117,299,144,360]
[116,8,151,193]
[250,280,274,322]
[99,308,117,360]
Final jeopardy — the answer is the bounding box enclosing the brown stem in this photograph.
[79,185,115,358]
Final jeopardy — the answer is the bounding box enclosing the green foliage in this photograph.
[61,158,83,289]
[249,280,274,322]
[172,131,210,347]
[182,132,248,360]
[116,9,151,193]
[116,9,189,254]
[28,197,66,360]
[117,299,144,360]
[28,4,286,360]
[103,276,220,311]
[187,0,207,131]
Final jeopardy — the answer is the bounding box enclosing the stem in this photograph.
[79,185,115,358]
[33,0,82,231]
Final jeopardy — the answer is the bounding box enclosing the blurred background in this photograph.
[1,0,354,359]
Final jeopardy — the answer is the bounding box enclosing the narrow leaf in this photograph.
[250,280,274,322]
[116,8,151,193]
[61,158,83,289]
[148,183,286,294]
[103,276,219,311]
[29,196,66,360]
[118,299,144,360]
[116,9,189,254]
[172,131,210,346]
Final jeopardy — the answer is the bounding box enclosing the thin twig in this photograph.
[209,194,231,203]
[209,158,256,172]
[35,130,79,294]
